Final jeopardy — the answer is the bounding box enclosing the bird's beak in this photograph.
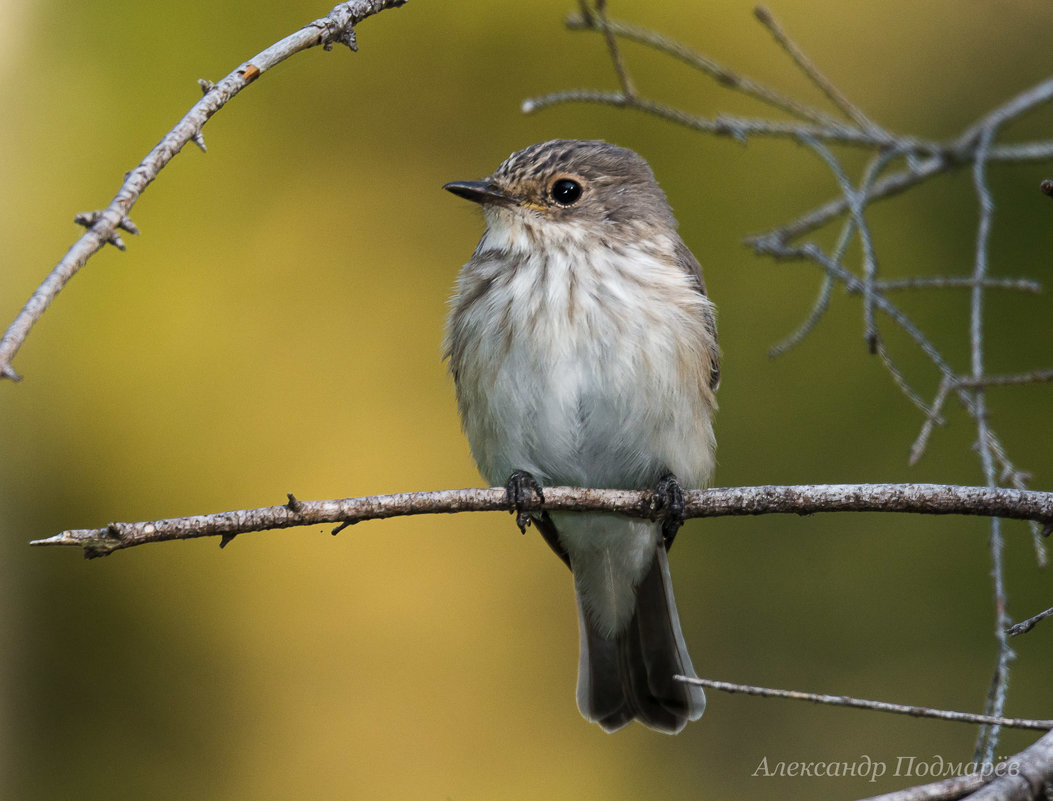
[443,180,514,206]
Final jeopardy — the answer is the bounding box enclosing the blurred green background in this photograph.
[2,1,1052,798]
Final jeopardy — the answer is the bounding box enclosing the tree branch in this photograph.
[0,0,408,383]
[30,483,1053,559]
[855,731,1053,801]
[858,773,989,801]
[963,729,1053,801]
[1007,606,1053,637]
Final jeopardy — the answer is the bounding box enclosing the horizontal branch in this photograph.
[522,89,914,148]
[851,277,1043,294]
[955,369,1053,389]
[683,676,1053,730]
[30,483,1053,559]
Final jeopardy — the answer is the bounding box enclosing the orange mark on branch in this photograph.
[240,64,261,82]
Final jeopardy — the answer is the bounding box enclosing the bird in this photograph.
[443,139,719,733]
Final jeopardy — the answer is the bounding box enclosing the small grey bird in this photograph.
[443,139,719,734]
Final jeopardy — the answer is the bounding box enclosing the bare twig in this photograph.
[749,142,1053,247]
[578,0,636,98]
[749,75,1053,245]
[956,370,1053,388]
[767,212,855,357]
[859,277,1042,294]
[681,677,1053,731]
[523,88,932,149]
[750,240,958,385]
[29,483,1053,559]
[910,375,953,466]
[0,0,408,382]
[1007,606,1053,637]
[753,6,887,139]
[969,122,1014,766]
[876,341,933,418]
[796,136,907,351]
[563,9,845,129]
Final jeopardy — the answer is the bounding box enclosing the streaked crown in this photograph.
[446,139,680,235]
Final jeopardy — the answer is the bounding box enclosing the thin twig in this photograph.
[876,341,933,418]
[747,139,1053,247]
[860,277,1043,294]
[1007,606,1053,637]
[682,677,1053,730]
[29,483,1053,558]
[956,370,1053,388]
[0,0,408,382]
[910,375,953,467]
[746,155,950,247]
[769,210,856,357]
[753,6,887,139]
[767,272,834,358]
[751,240,958,384]
[970,122,1014,765]
[579,0,636,98]
[954,75,1053,154]
[797,137,906,352]
[523,89,930,149]
[564,11,844,129]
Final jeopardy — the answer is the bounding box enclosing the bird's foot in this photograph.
[505,470,544,533]
[652,473,686,548]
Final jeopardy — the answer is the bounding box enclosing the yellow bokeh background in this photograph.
[2,1,1053,798]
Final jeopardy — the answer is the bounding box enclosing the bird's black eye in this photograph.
[550,178,583,206]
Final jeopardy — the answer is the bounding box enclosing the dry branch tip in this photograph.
[286,493,305,514]
[1007,605,1053,637]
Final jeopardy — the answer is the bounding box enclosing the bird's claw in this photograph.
[505,470,544,533]
[652,473,686,548]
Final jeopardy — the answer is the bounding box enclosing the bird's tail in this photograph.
[575,545,705,734]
